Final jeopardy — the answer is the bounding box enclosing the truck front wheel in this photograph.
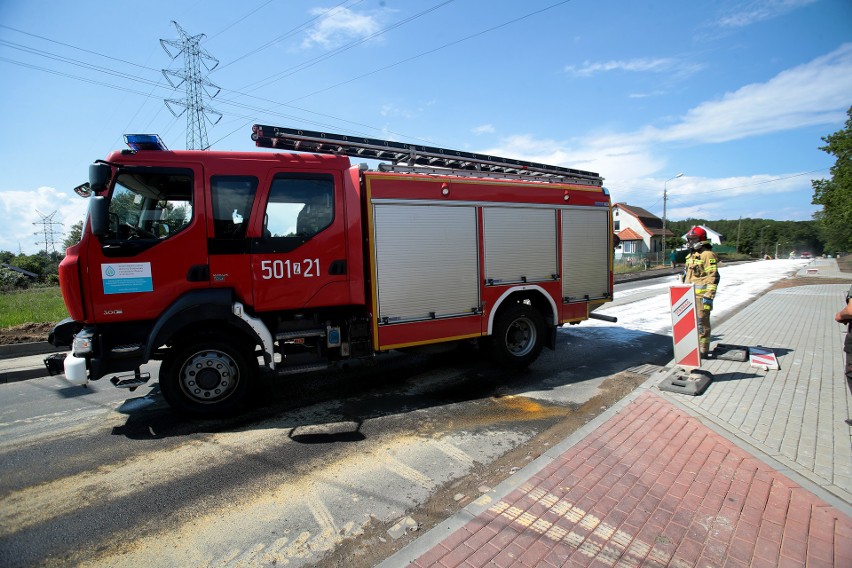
[160,336,256,416]
[489,303,546,368]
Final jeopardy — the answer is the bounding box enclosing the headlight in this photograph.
[72,329,95,355]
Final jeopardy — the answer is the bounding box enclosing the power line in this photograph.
[640,169,830,215]
[206,0,278,41]
[4,1,578,150]
[0,24,158,72]
[689,168,829,195]
[238,1,454,93]
[216,0,363,71]
[278,0,576,106]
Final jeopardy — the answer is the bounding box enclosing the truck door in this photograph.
[250,171,350,312]
[207,175,258,306]
[85,164,208,323]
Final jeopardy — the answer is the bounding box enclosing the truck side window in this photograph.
[211,176,257,239]
[107,169,193,241]
[263,174,334,239]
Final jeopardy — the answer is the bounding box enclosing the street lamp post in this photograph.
[663,173,683,267]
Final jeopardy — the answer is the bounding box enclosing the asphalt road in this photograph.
[0,275,677,568]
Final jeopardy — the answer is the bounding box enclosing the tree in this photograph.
[62,221,84,251]
[812,106,852,253]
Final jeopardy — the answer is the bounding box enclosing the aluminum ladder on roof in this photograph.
[251,124,603,186]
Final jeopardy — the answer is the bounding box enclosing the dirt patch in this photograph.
[0,322,54,345]
[765,276,852,291]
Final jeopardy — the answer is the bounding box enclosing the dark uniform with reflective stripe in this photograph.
[684,246,720,357]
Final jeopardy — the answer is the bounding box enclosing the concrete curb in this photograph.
[0,342,64,359]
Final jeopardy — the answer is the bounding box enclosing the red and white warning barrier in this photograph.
[669,285,700,368]
[749,347,779,370]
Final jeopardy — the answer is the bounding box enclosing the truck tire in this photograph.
[160,336,257,416]
[489,303,545,368]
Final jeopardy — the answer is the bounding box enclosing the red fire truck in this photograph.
[46,125,615,415]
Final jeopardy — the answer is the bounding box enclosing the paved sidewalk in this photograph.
[380,262,852,567]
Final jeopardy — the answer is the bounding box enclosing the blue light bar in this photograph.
[124,134,168,151]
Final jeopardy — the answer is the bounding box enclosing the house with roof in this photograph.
[612,203,673,259]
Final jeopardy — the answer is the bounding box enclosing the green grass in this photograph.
[0,287,69,328]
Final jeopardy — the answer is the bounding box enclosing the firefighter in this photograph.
[683,226,720,358]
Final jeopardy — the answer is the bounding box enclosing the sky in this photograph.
[0,0,850,255]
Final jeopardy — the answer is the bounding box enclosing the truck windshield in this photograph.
[105,169,193,241]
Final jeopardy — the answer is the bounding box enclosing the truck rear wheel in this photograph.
[489,303,545,368]
[160,336,256,416]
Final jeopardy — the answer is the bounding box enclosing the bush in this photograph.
[0,267,30,291]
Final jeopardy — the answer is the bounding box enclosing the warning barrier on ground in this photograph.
[712,344,749,362]
[669,285,700,369]
[749,347,779,370]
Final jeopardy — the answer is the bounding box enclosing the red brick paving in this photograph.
[410,392,852,567]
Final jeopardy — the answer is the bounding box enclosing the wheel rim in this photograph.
[178,349,240,405]
[504,316,537,357]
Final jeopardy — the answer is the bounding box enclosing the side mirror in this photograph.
[89,163,111,192]
[89,196,108,236]
[74,182,92,197]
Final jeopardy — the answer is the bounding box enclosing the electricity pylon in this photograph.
[33,210,63,254]
[161,21,222,150]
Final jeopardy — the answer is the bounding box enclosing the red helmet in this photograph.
[687,226,708,250]
[687,226,707,241]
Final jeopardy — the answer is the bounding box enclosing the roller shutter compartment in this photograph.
[373,203,479,323]
[562,208,609,301]
[483,207,557,285]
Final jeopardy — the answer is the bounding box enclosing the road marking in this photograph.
[306,495,339,539]
[382,452,434,489]
[429,438,476,469]
[486,489,674,566]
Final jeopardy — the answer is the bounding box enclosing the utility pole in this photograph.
[33,210,62,255]
[161,21,222,150]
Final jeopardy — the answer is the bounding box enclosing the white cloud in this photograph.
[659,43,852,144]
[472,124,495,135]
[563,43,852,155]
[0,187,88,255]
[565,58,703,78]
[477,44,847,221]
[302,7,382,49]
[627,91,666,99]
[659,173,819,220]
[380,103,414,119]
[715,0,818,29]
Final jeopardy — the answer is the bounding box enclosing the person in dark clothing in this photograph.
[835,284,852,425]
